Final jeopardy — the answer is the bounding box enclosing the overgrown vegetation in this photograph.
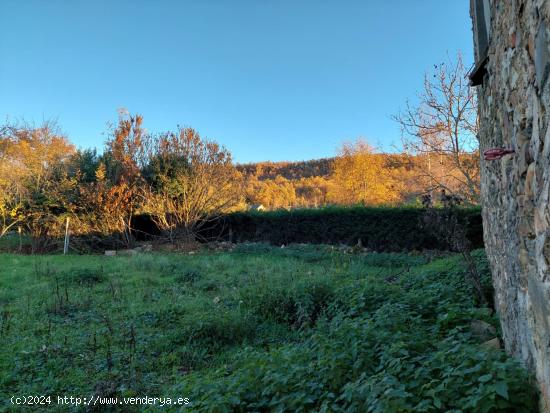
[0,245,538,412]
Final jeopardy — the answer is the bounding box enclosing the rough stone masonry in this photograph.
[471,0,550,410]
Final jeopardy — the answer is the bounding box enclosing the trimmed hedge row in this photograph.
[198,206,484,252]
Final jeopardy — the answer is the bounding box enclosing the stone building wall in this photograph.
[471,0,550,409]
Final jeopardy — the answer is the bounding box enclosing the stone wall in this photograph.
[471,0,550,410]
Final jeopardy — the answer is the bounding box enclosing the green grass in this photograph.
[0,233,28,252]
[0,244,538,412]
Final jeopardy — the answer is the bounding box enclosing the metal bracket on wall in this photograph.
[469,55,489,86]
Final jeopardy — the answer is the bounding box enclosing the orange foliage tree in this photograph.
[294,176,332,208]
[0,121,76,251]
[329,139,402,205]
[100,112,148,246]
[245,175,297,210]
[0,125,24,237]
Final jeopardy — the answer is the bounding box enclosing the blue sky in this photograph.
[0,1,473,163]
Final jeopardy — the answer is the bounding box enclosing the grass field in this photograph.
[0,244,539,412]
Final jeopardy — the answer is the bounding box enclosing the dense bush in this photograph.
[200,206,483,251]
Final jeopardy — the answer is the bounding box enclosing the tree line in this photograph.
[0,54,479,251]
[0,114,242,251]
[241,143,479,210]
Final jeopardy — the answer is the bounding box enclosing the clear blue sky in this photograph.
[0,0,473,163]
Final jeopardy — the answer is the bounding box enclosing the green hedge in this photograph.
[201,206,483,252]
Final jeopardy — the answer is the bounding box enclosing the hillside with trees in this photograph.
[238,147,478,210]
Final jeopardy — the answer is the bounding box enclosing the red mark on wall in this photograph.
[483,148,515,160]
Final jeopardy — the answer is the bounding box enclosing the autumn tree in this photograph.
[101,112,148,246]
[0,121,76,251]
[294,176,331,208]
[144,127,242,242]
[69,148,102,183]
[393,53,480,204]
[330,139,402,205]
[382,153,425,204]
[72,157,130,242]
[245,175,298,210]
[0,186,22,238]
[0,125,24,237]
